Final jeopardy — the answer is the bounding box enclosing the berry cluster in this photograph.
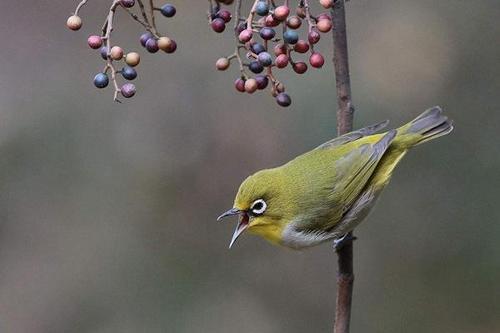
[67,0,177,102]
[209,0,335,107]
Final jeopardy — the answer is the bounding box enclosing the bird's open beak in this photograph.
[228,213,249,248]
[217,208,241,221]
[217,208,249,249]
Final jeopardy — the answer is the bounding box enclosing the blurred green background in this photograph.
[0,1,499,332]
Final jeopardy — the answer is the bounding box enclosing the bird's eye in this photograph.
[250,199,267,216]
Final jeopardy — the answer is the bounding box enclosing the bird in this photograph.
[218,106,453,249]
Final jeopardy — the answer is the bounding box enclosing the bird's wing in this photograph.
[295,129,397,233]
[315,120,389,150]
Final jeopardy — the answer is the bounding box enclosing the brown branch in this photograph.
[332,1,355,333]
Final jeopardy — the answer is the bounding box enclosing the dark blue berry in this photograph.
[99,46,108,60]
[121,66,137,80]
[258,52,273,67]
[256,1,269,16]
[160,4,176,17]
[249,61,264,74]
[94,73,109,88]
[283,30,299,44]
[259,27,276,40]
[251,43,266,54]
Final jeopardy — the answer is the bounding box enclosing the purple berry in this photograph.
[140,32,154,47]
[211,18,226,33]
[120,0,135,8]
[259,27,276,40]
[218,9,232,23]
[160,4,176,17]
[255,75,269,90]
[276,93,291,107]
[121,83,136,98]
[145,38,159,53]
[257,52,273,67]
[100,46,108,60]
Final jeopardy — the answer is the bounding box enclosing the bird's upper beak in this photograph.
[217,208,249,249]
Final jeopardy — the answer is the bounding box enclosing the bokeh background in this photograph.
[1,0,499,332]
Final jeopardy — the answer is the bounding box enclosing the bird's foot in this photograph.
[333,233,357,251]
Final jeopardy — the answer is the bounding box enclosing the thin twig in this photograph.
[148,0,157,32]
[331,1,355,332]
[102,0,122,102]
[123,7,160,38]
[74,0,89,15]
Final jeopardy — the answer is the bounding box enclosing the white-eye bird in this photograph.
[218,107,453,249]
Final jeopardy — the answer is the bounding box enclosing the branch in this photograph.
[332,1,355,333]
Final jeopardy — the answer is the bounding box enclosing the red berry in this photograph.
[273,6,290,21]
[317,13,332,21]
[317,19,333,33]
[265,15,279,27]
[293,62,308,74]
[274,43,287,56]
[309,52,325,68]
[218,9,232,23]
[235,78,245,92]
[308,30,321,44]
[294,40,309,53]
[320,0,334,9]
[275,54,289,68]
[211,18,226,33]
[87,35,103,49]
[239,29,253,43]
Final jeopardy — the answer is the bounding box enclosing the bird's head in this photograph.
[218,169,288,248]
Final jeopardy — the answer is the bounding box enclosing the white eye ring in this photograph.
[251,199,267,215]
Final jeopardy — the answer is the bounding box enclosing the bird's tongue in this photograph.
[229,213,249,248]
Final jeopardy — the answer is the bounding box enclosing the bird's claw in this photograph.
[333,233,357,250]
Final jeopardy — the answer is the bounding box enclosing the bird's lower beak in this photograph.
[228,213,249,249]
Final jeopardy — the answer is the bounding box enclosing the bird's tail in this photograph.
[394,106,454,149]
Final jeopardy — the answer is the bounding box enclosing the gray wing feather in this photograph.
[316,120,389,150]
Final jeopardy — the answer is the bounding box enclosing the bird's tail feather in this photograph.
[395,106,454,148]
